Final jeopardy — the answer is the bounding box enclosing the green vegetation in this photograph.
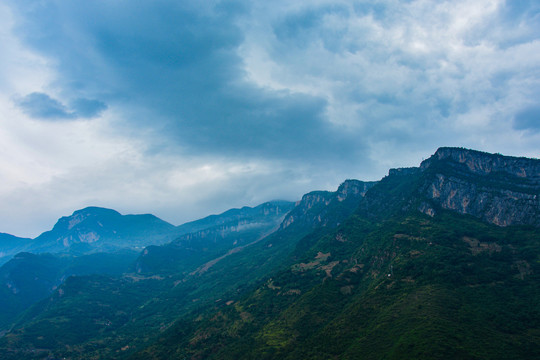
[0,148,539,359]
[0,251,139,330]
[132,210,540,359]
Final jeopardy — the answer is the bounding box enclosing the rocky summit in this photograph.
[418,147,540,226]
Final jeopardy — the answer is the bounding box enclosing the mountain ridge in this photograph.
[0,147,539,359]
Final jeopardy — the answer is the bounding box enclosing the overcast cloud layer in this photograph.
[0,0,539,237]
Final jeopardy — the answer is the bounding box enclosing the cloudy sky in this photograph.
[1,0,539,237]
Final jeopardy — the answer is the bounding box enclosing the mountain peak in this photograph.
[31,207,176,254]
[414,148,540,227]
[281,180,377,230]
[72,206,121,216]
[336,179,377,201]
[421,147,540,179]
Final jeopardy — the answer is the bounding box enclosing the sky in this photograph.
[0,0,539,237]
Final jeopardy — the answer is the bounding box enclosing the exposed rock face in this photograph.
[170,201,294,248]
[135,201,294,274]
[281,180,377,229]
[336,179,376,201]
[31,207,177,254]
[418,148,540,227]
[421,147,540,180]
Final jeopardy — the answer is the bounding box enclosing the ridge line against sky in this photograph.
[0,0,539,237]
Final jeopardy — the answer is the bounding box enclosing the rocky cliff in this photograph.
[421,147,540,180]
[418,148,540,226]
[135,201,294,274]
[281,179,377,230]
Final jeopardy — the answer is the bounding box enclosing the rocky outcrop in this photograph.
[418,148,540,227]
[421,147,540,181]
[281,180,377,230]
[336,179,377,201]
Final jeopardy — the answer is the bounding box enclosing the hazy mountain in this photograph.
[0,233,32,266]
[0,201,296,334]
[29,207,178,255]
[174,200,294,236]
[1,148,538,359]
[135,200,295,274]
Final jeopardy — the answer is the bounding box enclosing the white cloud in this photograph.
[237,0,539,157]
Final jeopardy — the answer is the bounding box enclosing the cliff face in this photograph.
[170,201,294,248]
[135,201,294,274]
[336,179,376,201]
[421,147,540,180]
[418,148,540,227]
[281,180,377,230]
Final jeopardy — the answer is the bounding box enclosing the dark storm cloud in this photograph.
[6,0,361,164]
[3,0,540,238]
[5,0,540,173]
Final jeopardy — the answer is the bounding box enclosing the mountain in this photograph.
[355,147,540,224]
[174,200,294,236]
[280,179,376,230]
[0,182,369,359]
[138,210,538,360]
[0,148,538,360]
[129,148,540,359]
[135,200,295,274]
[29,207,177,255]
[0,233,32,266]
[0,250,138,330]
[0,208,178,329]
[0,201,295,335]
[417,147,540,226]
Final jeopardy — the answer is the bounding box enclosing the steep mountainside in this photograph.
[417,147,540,226]
[280,179,376,230]
[128,148,540,359]
[136,201,294,274]
[358,147,540,227]
[0,148,538,360]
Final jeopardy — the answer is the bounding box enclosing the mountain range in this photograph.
[0,147,538,359]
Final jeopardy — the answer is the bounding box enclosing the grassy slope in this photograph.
[132,210,540,360]
[0,190,360,359]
